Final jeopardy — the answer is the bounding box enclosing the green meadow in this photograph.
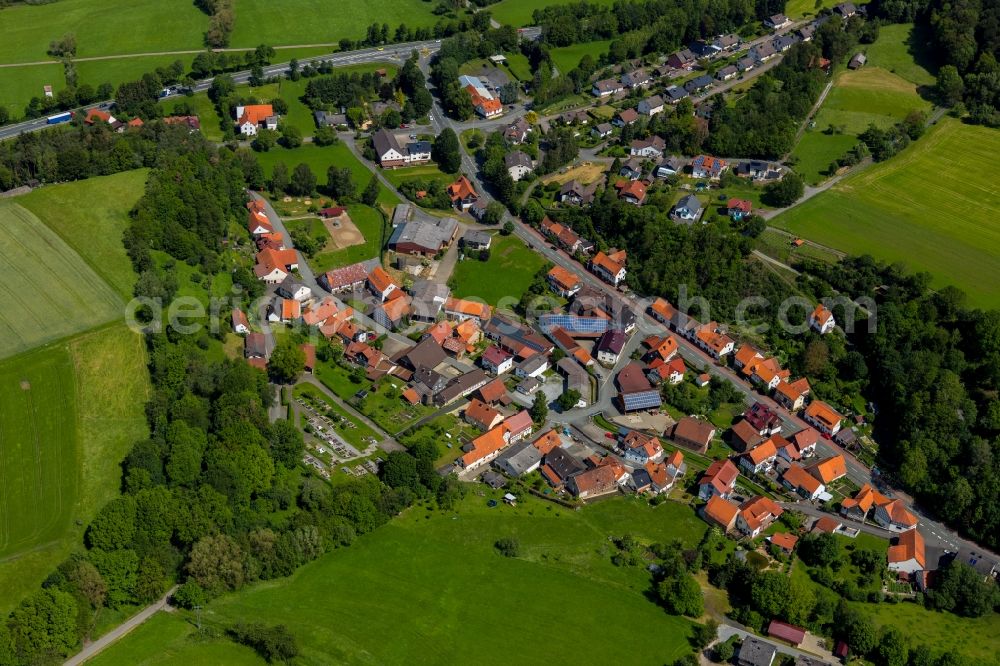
[449,233,547,306]
[90,495,703,665]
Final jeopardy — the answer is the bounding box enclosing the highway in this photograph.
[0,40,437,141]
[0,27,543,143]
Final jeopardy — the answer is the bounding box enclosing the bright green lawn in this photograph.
[0,323,149,614]
[254,141,399,208]
[0,0,205,64]
[550,41,613,75]
[789,130,859,185]
[783,0,839,19]
[0,202,122,359]
[88,494,701,665]
[16,170,147,299]
[862,23,936,86]
[489,0,615,26]
[0,62,63,119]
[449,233,546,307]
[228,0,440,49]
[812,67,932,136]
[772,118,1000,308]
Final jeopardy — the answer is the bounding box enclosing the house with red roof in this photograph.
[767,620,806,646]
[615,179,647,205]
[231,308,250,335]
[809,303,836,334]
[235,104,277,136]
[698,458,739,500]
[367,265,399,302]
[460,424,511,470]
[727,198,753,220]
[874,499,919,532]
[464,398,504,432]
[781,463,825,500]
[702,495,740,532]
[504,410,534,443]
[887,528,925,574]
[447,176,479,210]
[736,496,783,537]
[590,250,627,286]
[481,345,514,375]
[803,400,843,435]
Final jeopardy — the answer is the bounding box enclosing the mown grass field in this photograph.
[812,67,932,135]
[449,233,547,306]
[550,40,613,75]
[862,23,936,86]
[228,0,440,49]
[790,24,934,185]
[0,62,63,119]
[489,0,616,26]
[0,324,149,614]
[254,141,399,208]
[90,495,702,666]
[0,202,123,359]
[0,0,205,64]
[17,170,147,299]
[783,0,840,19]
[790,131,860,185]
[773,118,1000,308]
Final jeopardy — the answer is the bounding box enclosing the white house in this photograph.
[672,194,703,222]
[637,95,665,117]
[505,151,533,182]
[809,304,836,334]
[481,345,514,375]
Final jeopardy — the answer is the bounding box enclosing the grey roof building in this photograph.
[495,440,543,476]
[389,204,460,255]
[738,638,777,666]
[462,229,493,250]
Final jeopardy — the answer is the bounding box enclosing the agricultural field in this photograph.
[489,0,615,26]
[0,62,63,119]
[549,40,613,75]
[16,170,147,299]
[772,118,1000,308]
[0,0,205,65]
[0,323,149,614]
[449,234,547,306]
[0,202,123,359]
[254,141,399,208]
[89,494,702,666]
[228,0,441,50]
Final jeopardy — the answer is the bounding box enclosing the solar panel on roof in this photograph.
[623,391,662,411]
[539,315,611,334]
